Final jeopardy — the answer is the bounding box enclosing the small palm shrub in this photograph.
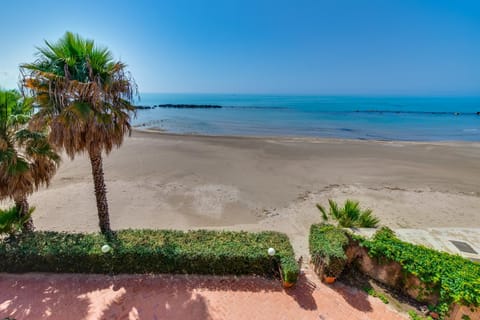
[316,199,380,228]
[0,206,34,236]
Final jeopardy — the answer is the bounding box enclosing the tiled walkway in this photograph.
[0,269,406,320]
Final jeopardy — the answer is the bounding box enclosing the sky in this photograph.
[1,0,479,95]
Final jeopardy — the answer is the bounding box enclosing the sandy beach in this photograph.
[14,131,480,257]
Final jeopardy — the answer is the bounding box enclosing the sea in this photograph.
[133,94,480,141]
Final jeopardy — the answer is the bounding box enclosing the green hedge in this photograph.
[0,229,299,283]
[309,224,349,277]
[359,228,480,314]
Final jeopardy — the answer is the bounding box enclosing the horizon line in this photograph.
[138,92,480,98]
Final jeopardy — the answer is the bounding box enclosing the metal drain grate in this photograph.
[450,240,478,254]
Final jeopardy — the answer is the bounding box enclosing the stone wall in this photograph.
[346,243,439,305]
[345,242,480,319]
[448,304,480,320]
[315,237,480,319]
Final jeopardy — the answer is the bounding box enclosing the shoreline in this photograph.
[133,127,480,147]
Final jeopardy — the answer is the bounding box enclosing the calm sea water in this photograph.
[133,94,480,141]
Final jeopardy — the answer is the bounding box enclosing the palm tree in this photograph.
[0,89,60,232]
[316,199,380,228]
[21,32,137,234]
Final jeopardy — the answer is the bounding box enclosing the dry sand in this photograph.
[6,131,480,257]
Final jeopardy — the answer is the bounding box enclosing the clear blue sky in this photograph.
[1,0,479,95]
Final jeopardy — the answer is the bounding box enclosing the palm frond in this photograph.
[358,209,380,228]
[327,198,340,221]
[316,199,380,228]
[316,203,329,221]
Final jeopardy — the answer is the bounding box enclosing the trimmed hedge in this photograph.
[309,223,349,277]
[0,229,299,283]
[359,228,480,315]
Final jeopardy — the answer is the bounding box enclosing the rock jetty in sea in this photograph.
[135,104,222,109]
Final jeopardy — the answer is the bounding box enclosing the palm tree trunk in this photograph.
[14,195,34,233]
[88,149,111,234]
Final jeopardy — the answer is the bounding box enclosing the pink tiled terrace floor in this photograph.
[0,269,406,320]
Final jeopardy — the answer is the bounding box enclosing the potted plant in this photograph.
[281,265,299,288]
[323,256,346,284]
[309,224,348,284]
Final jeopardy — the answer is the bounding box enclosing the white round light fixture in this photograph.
[267,247,276,256]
